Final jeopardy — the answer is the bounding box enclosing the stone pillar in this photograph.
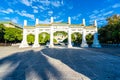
[68,17,71,24]
[19,29,29,48]
[24,20,27,26]
[92,20,101,48]
[68,27,72,48]
[33,28,40,48]
[36,18,39,25]
[49,26,54,48]
[81,28,88,47]
[82,19,86,26]
[51,17,54,24]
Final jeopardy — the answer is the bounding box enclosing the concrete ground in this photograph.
[0,46,120,80]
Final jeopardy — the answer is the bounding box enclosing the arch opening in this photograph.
[27,34,35,45]
[39,32,50,45]
[86,33,94,47]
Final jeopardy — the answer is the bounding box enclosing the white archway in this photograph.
[19,17,101,48]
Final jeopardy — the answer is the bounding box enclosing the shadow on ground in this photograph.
[0,50,62,80]
[41,48,120,80]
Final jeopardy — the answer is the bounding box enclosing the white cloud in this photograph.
[48,11,53,16]
[89,6,114,26]
[4,17,10,20]
[51,1,61,7]
[38,0,64,7]
[112,3,120,8]
[11,17,18,23]
[103,11,113,16]
[39,18,50,24]
[32,6,38,9]
[33,9,38,13]
[16,10,34,19]
[21,0,32,6]
[0,8,13,14]
[72,14,81,20]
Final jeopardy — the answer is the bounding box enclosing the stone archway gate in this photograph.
[19,17,101,48]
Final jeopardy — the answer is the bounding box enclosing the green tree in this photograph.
[4,28,22,43]
[86,34,93,44]
[54,31,67,36]
[99,14,120,43]
[106,14,120,25]
[27,34,35,44]
[39,32,50,44]
[53,38,57,43]
[0,24,5,42]
[71,32,82,45]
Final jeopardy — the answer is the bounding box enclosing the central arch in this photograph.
[39,32,50,45]
[54,31,68,46]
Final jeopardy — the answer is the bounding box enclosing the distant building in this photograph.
[0,21,22,29]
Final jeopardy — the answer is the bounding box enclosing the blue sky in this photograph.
[0,0,120,27]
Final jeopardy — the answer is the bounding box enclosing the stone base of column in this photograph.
[19,41,29,48]
[49,44,54,48]
[92,40,101,48]
[81,43,88,48]
[32,43,40,48]
[68,44,72,48]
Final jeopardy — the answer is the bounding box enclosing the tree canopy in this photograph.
[99,14,120,43]
[0,24,5,42]
[4,27,22,43]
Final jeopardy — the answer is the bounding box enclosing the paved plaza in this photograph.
[0,46,120,80]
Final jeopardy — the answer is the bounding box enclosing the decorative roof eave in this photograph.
[70,24,84,27]
[24,26,35,29]
[85,26,96,29]
[36,24,51,27]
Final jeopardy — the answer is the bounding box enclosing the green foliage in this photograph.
[27,34,35,44]
[106,14,120,25]
[53,38,57,43]
[86,34,93,44]
[39,32,50,44]
[0,24,5,42]
[63,38,68,43]
[54,31,67,36]
[99,14,120,43]
[4,27,22,43]
[71,32,82,44]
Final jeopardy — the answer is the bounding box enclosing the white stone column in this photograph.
[36,18,39,25]
[49,26,54,48]
[32,28,40,48]
[24,20,27,26]
[81,28,88,47]
[19,29,29,48]
[68,27,72,48]
[68,17,71,24]
[92,20,101,48]
[51,17,54,24]
[82,18,86,26]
